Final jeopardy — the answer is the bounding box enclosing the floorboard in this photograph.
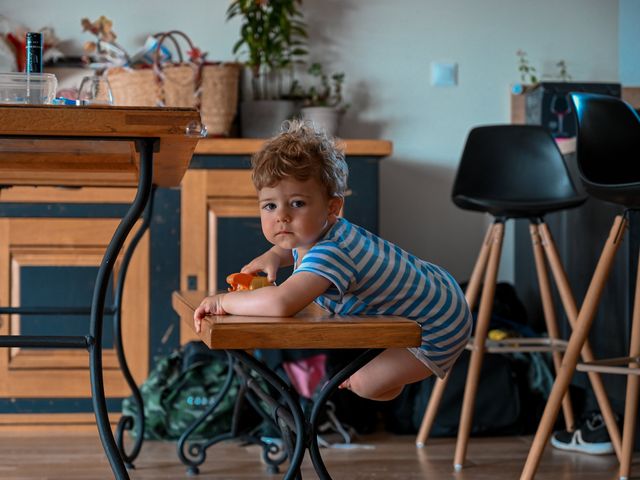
[0,431,627,479]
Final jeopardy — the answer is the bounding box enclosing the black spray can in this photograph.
[26,32,43,73]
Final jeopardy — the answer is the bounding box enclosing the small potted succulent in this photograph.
[293,62,348,136]
[226,0,308,138]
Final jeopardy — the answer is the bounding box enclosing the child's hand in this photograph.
[193,294,227,333]
[241,250,281,283]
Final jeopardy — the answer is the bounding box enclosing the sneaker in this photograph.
[550,412,615,455]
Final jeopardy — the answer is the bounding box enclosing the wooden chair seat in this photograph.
[172,290,422,350]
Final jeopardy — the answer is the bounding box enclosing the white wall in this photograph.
[1,0,621,283]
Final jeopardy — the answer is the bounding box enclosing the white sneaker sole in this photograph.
[550,430,614,455]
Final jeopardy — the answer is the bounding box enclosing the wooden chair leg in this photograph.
[415,375,449,447]
[521,215,628,480]
[619,254,640,480]
[454,222,505,470]
[538,222,622,460]
[529,223,575,431]
[415,223,494,447]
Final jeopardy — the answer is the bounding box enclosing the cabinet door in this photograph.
[0,217,149,398]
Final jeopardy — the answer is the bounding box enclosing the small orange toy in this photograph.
[226,272,273,291]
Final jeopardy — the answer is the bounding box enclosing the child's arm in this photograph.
[193,271,331,333]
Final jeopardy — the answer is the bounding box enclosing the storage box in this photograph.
[0,72,57,105]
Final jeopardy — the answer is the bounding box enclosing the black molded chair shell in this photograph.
[452,125,586,218]
[571,92,640,208]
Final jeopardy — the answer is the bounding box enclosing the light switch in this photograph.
[431,62,458,87]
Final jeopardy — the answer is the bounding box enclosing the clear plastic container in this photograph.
[0,72,57,105]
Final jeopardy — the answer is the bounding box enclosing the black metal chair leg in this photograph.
[177,352,236,474]
[308,349,383,480]
[89,138,154,479]
[228,350,307,480]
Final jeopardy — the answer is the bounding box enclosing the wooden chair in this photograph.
[415,125,622,471]
[522,93,640,480]
[173,290,421,479]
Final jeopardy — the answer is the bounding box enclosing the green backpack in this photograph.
[122,342,239,441]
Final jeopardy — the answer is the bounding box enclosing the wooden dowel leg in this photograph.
[464,223,496,311]
[521,216,627,480]
[529,224,575,431]
[538,222,622,460]
[454,222,505,470]
[415,375,449,447]
[619,251,640,480]
[415,224,494,447]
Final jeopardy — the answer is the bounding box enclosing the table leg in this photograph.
[114,185,156,468]
[89,138,155,479]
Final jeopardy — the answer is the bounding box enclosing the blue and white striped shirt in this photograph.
[292,218,471,377]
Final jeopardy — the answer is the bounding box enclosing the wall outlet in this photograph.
[431,62,458,87]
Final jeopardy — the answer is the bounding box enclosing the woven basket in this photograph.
[105,31,239,136]
[200,63,240,136]
[106,30,199,108]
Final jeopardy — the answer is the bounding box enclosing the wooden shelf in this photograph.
[195,138,392,156]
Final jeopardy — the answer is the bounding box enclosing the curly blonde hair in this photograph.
[251,119,348,197]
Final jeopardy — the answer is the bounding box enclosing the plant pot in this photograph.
[301,107,341,136]
[240,100,297,138]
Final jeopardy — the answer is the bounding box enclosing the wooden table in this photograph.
[0,104,200,480]
[172,290,420,478]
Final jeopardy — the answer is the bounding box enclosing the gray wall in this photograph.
[620,0,640,85]
[1,0,625,284]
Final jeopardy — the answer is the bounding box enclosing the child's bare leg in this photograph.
[342,348,433,401]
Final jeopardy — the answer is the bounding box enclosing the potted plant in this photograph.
[293,62,348,136]
[226,0,308,138]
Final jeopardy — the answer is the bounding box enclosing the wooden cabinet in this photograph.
[0,187,148,430]
[0,138,391,429]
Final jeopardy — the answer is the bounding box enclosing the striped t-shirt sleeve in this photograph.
[294,241,357,297]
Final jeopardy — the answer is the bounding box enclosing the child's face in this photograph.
[258,177,342,251]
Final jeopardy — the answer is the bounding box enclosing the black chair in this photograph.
[415,125,620,472]
[523,93,640,480]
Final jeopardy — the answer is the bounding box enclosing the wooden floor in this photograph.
[0,431,627,479]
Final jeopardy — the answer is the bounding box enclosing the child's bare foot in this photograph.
[339,378,351,390]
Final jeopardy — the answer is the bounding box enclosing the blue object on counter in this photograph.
[52,97,79,106]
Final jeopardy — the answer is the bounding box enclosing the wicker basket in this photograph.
[106,31,239,136]
[200,63,240,136]
[107,31,199,108]
[106,67,158,106]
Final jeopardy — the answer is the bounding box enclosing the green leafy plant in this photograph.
[291,62,349,112]
[226,0,308,100]
[516,49,538,84]
[556,60,572,82]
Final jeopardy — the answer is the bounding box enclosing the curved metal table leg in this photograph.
[308,349,382,480]
[113,185,156,468]
[177,352,236,475]
[89,138,154,480]
[228,350,307,480]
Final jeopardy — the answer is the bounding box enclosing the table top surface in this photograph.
[173,290,421,350]
[0,104,201,187]
[194,138,393,157]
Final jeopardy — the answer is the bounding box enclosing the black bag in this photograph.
[383,350,544,436]
[382,281,547,436]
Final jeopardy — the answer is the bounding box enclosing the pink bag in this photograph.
[283,354,327,399]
